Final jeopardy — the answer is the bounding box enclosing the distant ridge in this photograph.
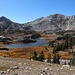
[24,14,75,32]
[0,14,75,34]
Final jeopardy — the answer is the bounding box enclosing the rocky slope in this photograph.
[25,14,75,32]
[0,16,24,33]
[1,14,75,33]
[0,57,75,75]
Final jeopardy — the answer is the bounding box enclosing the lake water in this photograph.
[5,38,48,48]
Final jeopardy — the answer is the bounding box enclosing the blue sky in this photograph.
[0,0,75,23]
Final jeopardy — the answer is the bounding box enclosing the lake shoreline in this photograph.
[4,38,48,48]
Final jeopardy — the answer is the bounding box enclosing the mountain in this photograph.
[24,14,75,32]
[0,16,24,34]
[1,14,75,34]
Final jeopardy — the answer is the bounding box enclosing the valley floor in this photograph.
[0,32,75,75]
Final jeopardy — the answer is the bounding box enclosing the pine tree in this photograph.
[69,37,73,49]
[70,49,75,66]
[31,51,38,60]
[47,53,51,63]
[57,54,60,64]
[53,53,57,63]
[65,40,68,48]
[49,41,54,47]
[53,53,60,64]
[38,51,45,62]
[53,46,57,53]
[61,43,66,51]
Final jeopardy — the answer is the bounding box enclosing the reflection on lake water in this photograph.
[5,38,48,48]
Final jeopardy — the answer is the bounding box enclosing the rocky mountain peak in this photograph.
[24,14,75,32]
[1,14,75,34]
[0,16,11,22]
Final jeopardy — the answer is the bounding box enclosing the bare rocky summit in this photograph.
[1,14,75,33]
[0,16,23,33]
[25,14,75,32]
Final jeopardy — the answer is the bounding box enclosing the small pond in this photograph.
[4,38,48,48]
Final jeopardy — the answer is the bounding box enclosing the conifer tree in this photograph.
[53,53,60,64]
[31,51,38,60]
[53,53,57,63]
[38,51,45,62]
[47,53,51,63]
[57,54,60,64]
